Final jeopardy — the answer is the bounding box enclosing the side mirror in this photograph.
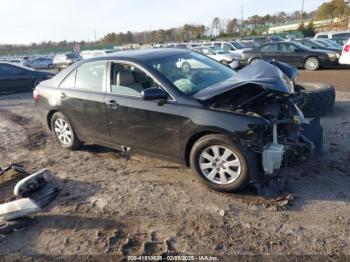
[141,87,168,101]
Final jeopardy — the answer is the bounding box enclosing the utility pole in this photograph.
[94,30,97,43]
[301,0,305,24]
[240,4,244,37]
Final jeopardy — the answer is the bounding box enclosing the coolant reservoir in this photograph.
[262,143,285,175]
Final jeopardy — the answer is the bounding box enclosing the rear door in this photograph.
[104,61,181,159]
[58,61,109,143]
[259,43,280,61]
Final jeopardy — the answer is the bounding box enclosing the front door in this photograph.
[278,43,301,65]
[104,62,181,159]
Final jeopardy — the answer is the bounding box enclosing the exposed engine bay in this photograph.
[209,82,322,176]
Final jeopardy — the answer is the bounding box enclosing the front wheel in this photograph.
[304,57,320,71]
[51,112,81,150]
[190,134,250,192]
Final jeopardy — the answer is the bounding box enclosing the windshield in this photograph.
[146,51,236,95]
[231,41,244,49]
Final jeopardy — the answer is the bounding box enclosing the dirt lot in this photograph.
[0,69,350,259]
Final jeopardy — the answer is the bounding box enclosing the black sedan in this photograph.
[34,49,322,193]
[0,63,54,94]
[240,41,339,71]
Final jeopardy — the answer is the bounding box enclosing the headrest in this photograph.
[117,71,134,86]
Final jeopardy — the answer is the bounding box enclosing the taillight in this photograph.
[33,89,40,101]
[344,45,350,53]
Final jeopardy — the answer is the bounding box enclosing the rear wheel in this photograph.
[190,134,250,192]
[296,82,335,117]
[304,57,320,71]
[51,112,81,150]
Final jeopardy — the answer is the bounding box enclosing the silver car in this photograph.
[192,46,240,69]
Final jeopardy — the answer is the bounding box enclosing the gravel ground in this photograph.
[0,71,350,259]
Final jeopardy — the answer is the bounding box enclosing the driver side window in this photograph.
[110,63,160,96]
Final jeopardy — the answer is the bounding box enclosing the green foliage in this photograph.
[316,0,350,20]
[298,21,316,37]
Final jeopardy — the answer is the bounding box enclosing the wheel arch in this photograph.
[47,110,59,131]
[303,55,320,65]
[184,131,225,166]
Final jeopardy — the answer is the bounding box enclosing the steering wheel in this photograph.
[191,71,205,85]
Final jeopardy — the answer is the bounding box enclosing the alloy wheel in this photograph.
[54,118,73,145]
[199,145,242,185]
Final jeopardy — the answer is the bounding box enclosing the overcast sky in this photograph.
[0,0,327,44]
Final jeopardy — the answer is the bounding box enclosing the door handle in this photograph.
[61,92,68,100]
[106,100,119,109]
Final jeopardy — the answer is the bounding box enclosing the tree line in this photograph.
[1,0,349,55]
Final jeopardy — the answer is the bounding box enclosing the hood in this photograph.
[193,60,295,101]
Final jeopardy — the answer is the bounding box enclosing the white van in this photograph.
[315,31,350,39]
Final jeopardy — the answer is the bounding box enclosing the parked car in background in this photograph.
[0,62,54,93]
[314,30,350,40]
[314,31,350,46]
[316,39,343,49]
[53,53,82,71]
[240,35,285,45]
[339,39,350,65]
[204,41,249,54]
[240,41,339,71]
[80,50,115,59]
[34,48,322,193]
[26,57,54,69]
[191,46,240,68]
[297,39,342,55]
[236,40,260,48]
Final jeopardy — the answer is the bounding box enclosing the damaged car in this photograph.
[34,49,323,193]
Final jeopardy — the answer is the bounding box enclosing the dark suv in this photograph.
[53,53,81,72]
[34,49,322,193]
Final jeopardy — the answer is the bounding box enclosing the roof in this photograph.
[105,48,189,62]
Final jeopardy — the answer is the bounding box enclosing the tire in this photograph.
[189,134,251,192]
[304,57,320,71]
[51,112,81,150]
[296,82,335,117]
[181,62,191,73]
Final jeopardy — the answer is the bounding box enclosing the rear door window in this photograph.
[75,61,106,91]
[60,70,77,88]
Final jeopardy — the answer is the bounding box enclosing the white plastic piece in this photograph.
[262,143,285,175]
[0,198,41,221]
[14,169,49,197]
